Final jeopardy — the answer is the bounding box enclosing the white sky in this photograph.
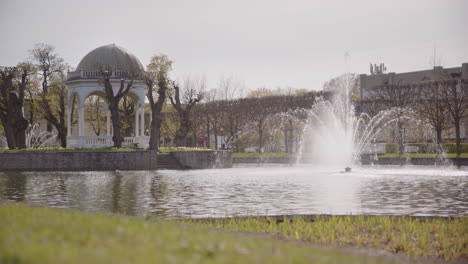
[1,0,467,92]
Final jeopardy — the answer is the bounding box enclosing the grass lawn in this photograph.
[186,216,468,262]
[232,152,292,158]
[233,152,468,158]
[0,147,140,152]
[0,204,410,264]
[159,147,213,153]
[378,153,468,158]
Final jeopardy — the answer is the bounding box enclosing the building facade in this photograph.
[359,63,468,141]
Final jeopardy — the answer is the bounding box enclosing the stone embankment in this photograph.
[0,150,233,171]
[0,151,158,171]
[171,150,232,169]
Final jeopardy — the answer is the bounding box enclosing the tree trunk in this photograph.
[206,118,210,148]
[288,120,294,153]
[455,117,461,157]
[109,103,123,148]
[148,110,161,151]
[175,127,188,147]
[397,119,404,156]
[10,93,28,149]
[57,128,67,148]
[258,120,264,152]
[213,120,218,149]
[3,121,16,149]
[283,125,288,153]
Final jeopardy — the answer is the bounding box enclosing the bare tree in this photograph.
[86,96,106,136]
[414,81,450,149]
[368,83,421,155]
[145,54,172,151]
[439,75,468,158]
[169,75,205,147]
[119,95,136,137]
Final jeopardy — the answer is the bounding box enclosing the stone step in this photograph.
[157,153,181,170]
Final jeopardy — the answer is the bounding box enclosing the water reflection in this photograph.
[0,166,467,218]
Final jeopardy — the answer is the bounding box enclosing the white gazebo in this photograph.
[66,44,149,148]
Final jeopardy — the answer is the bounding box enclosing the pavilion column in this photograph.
[66,107,71,136]
[135,107,139,137]
[78,103,85,137]
[140,106,145,136]
[106,110,111,136]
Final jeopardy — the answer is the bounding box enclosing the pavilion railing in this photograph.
[67,136,149,149]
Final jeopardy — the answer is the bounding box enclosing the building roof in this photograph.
[76,44,144,74]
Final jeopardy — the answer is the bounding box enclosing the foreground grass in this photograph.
[0,204,406,264]
[187,216,468,262]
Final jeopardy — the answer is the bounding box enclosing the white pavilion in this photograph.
[66,44,149,148]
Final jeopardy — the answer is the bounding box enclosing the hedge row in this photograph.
[385,143,468,154]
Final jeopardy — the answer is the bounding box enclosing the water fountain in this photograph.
[0,135,6,148]
[298,74,396,169]
[26,125,57,149]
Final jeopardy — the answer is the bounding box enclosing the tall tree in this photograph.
[0,65,31,149]
[85,95,106,136]
[439,75,468,159]
[38,70,68,147]
[368,83,421,155]
[169,76,205,147]
[30,43,67,133]
[145,54,173,151]
[246,88,277,152]
[415,80,450,149]
[101,71,136,148]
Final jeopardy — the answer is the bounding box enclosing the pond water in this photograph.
[1,165,467,218]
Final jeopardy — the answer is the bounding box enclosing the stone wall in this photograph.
[171,150,232,169]
[0,151,158,171]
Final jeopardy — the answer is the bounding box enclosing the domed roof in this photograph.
[76,44,144,73]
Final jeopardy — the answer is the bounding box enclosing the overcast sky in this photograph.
[1,0,467,92]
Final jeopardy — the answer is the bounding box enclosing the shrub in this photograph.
[384,143,468,154]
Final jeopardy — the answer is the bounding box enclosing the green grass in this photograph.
[0,204,406,264]
[159,147,213,153]
[233,152,292,158]
[378,153,468,158]
[186,216,468,262]
[0,147,140,152]
[233,152,468,158]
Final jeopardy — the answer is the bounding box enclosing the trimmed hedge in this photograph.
[385,143,468,154]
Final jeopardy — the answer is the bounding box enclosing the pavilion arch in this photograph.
[65,44,149,148]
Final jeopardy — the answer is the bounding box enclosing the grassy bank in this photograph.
[0,147,139,152]
[186,216,468,262]
[0,204,405,264]
[159,147,213,153]
[233,152,292,158]
[233,152,468,159]
[378,153,468,158]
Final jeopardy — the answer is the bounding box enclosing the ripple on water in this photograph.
[0,166,467,218]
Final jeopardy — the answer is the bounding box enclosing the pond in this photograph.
[1,165,467,218]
